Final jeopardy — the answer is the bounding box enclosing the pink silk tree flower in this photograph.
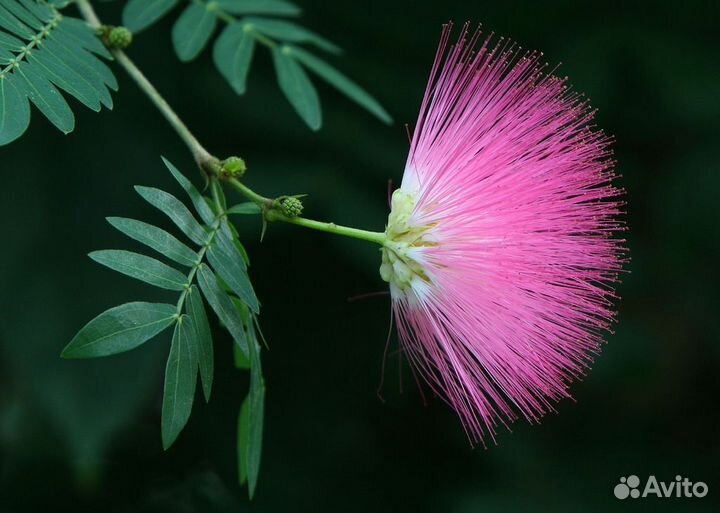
[380,23,626,445]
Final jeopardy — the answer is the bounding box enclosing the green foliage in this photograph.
[161,314,198,449]
[207,222,259,312]
[135,185,210,246]
[212,22,254,94]
[288,45,392,124]
[106,217,200,267]
[215,0,300,16]
[122,0,178,33]
[61,158,264,498]
[119,0,392,129]
[0,0,116,145]
[172,1,216,61]
[272,45,319,129]
[236,296,265,498]
[61,302,177,358]
[186,285,214,401]
[89,249,188,291]
[197,263,248,355]
[228,201,262,215]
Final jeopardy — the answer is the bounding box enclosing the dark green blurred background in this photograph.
[1,1,718,511]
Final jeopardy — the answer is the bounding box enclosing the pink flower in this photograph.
[380,23,626,444]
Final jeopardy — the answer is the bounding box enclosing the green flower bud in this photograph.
[107,27,133,49]
[279,196,303,218]
[221,156,246,177]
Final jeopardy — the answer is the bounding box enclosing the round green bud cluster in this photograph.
[279,197,303,218]
[107,27,133,49]
[222,156,246,177]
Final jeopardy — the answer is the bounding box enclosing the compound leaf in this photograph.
[0,1,115,145]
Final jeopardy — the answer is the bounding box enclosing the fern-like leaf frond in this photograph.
[0,0,116,145]
[62,158,265,498]
[121,0,392,129]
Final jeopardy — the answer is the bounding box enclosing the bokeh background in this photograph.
[1,1,718,511]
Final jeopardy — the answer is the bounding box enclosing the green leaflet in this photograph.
[15,61,74,133]
[61,302,177,359]
[211,177,228,211]
[238,333,264,498]
[43,34,115,108]
[232,297,256,370]
[0,74,29,144]
[162,157,216,225]
[207,223,259,312]
[197,264,249,357]
[172,1,217,62]
[288,45,392,124]
[106,217,199,268]
[245,17,340,54]
[206,243,256,309]
[123,0,178,33]
[227,202,262,216]
[49,28,116,89]
[29,46,102,112]
[237,396,250,485]
[217,220,247,271]
[186,285,214,402]
[15,0,53,23]
[0,0,43,29]
[213,23,255,95]
[57,17,113,59]
[135,186,210,246]
[89,250,188,291]
[0,31,23,62]
[0,2,34,38]
[232,293,263,495]
[272,46,321,130]
[161,315,198,449]
[215,0,300,16]
[0,1,115,145]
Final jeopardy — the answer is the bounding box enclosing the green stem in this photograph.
[75,0,216,168]
[226,178,386,245]
[270,212,387,245]
[226,178,273,208]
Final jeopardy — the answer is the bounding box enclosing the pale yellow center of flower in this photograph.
[380,190,433,293]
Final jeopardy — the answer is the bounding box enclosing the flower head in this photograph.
[382,23,626,444]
